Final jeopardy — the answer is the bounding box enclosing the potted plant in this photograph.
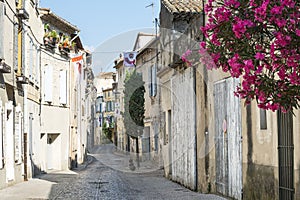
[62,36,70,52]
[43,24,51,45]
[70,41,76,51]
[44,23,50,32]
[50,30,59,45]
[43,31,51,45]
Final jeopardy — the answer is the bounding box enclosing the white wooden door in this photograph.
[214,78,242,200]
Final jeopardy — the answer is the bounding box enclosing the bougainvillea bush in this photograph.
[186,0,300,112]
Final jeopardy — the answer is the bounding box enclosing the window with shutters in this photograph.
[44,65,53,102]
[59,70,67,105]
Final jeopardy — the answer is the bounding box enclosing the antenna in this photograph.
[145,2,155,32]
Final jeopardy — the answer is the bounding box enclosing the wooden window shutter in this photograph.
[44,65,53,102]
[59,70,67,105]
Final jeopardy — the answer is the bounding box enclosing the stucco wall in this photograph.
[40,106,69,171]
[0,0,27,188]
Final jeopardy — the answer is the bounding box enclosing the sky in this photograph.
[39,0,160,74]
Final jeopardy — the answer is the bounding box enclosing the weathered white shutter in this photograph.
[35,47,40,85]
[102,102,106,112]
[14,107,22,164]
[44,65,53,102]
[59,70,67,105]
[112,101,115,111]
[14,111,20,162]
[0,102,3,169]
[29,41,34,82]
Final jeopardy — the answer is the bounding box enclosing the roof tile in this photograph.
[162,0,202,14]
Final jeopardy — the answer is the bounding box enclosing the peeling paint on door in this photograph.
[214,78,242,200]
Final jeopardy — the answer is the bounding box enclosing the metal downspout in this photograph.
[193,63,198,191]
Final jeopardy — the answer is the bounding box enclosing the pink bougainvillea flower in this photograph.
[181,49,192,66]
[255,52,265,60]
[195,0,300,111]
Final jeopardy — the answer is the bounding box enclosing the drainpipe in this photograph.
[17,0,24,76]
[0,1,4,60]
[39,47,42,122]
[193,62,198,191]
[70,31,80,43]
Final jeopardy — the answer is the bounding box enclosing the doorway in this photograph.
[5,101,14,182]
[47,133,60,170]
[278,111,294,200]
[214,78,242,200]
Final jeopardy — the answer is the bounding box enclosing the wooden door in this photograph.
[214,78,242,200]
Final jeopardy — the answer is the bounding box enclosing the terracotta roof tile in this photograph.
[162,0,202,14]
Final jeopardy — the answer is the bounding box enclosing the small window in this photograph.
[260,109,267,130]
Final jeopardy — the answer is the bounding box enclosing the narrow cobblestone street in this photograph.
[0,144,226,200]
[42,144,226,200]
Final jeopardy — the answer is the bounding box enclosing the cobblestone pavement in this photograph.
[37,144,227,200]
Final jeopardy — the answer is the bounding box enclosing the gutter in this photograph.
[193,64,198,191]
[70,31,80,43]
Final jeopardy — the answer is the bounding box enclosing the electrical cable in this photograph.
[4,0,17,16]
